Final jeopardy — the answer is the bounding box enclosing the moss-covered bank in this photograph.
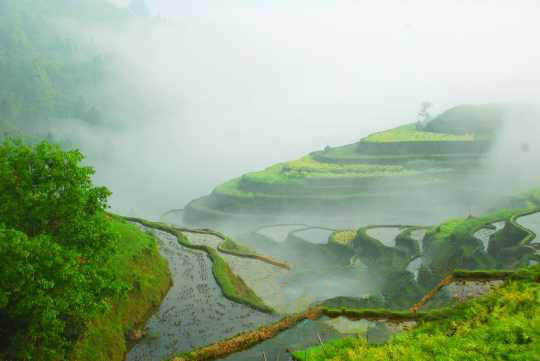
[69,217,171,361]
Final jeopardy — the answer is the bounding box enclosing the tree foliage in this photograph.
[0,0,124,132]
[0,139,125,360]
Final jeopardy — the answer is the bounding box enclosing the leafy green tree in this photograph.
[0,139,126,360]
[0,139,113,254]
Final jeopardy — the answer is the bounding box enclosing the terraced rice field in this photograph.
[256,225,308,243]
[516,211,540,244]
[292,228,334,244]
[222,253,289,312]
[126,226,278,361]
[183,232,290,312]
[366,227,402,247]
[473,222,505,251]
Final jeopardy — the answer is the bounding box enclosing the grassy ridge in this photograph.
[364,123,475,143]
[70,217,171,361]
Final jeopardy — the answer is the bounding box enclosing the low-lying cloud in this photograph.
[51,0,540,219]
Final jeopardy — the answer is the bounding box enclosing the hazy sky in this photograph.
[88,0,540,218]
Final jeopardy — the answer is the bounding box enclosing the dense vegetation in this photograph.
[0,139,131,360]
[0,0,150,141]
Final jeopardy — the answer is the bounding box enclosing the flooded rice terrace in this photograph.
[292,228,335,244]
[126,224,278,361]
[473,222,505,251]
[516,212,540,244]
[366,227,402,247]
[256,225,307,243]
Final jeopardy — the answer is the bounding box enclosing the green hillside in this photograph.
[184,104,505,227]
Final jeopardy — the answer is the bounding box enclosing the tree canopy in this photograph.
[0,139,125,360]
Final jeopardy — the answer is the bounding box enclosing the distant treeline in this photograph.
[0,0,148,136]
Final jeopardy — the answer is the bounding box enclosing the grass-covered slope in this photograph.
[293,265,540,361]
[184,104,505,227]
[70,218,171,361]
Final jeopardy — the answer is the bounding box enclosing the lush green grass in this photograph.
[70,217,171,361]
[364,123,475,143]
[294,265,540,361]
[283,156,407,175]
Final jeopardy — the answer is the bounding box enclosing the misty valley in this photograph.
[1,1,540,361]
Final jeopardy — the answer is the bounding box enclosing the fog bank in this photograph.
[53,0,540,218]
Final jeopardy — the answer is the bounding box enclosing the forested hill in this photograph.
[0,0,148,138]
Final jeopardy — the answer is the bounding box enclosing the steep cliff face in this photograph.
[183,104,506,229]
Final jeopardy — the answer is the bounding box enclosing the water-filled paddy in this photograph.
[292,228,334,244]
[406,257,423,280]
[366,227,402,247]
[280,268,375,313]
[126,225,277,361]
[516,212,540,244]
[257,225,309,243]
[473,221,505,251]
[222,252,289,312]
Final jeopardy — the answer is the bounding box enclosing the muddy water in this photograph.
[473,222,505,251]
[293,228,334,244]
[516,212,540,244]
[366,227,402,247]
[126,225,278,361]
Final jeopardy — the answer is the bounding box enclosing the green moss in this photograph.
[294,265,540,361]
[70,218,171,361]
